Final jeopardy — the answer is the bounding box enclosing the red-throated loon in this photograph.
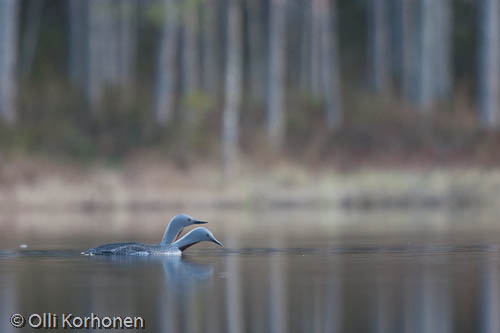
[81,214,222,256]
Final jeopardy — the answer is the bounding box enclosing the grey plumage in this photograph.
[82,224,223,256]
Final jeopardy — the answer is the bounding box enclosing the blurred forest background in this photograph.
[0,0,499,212]
[0,0,490,164]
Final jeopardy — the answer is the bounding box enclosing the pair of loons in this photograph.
[82,214,223,256]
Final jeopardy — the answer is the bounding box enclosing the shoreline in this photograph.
[0,156,498,213]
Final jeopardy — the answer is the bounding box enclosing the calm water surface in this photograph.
[0,210,499,332]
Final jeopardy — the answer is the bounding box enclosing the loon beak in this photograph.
[211,238,224,247]
[194,220,208,224]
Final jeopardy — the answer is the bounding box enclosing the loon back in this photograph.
[81,242,151,256]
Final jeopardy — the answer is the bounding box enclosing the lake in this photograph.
[0,209,499,332]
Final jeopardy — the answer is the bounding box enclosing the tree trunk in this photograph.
[432,0,452,102]
[155,0,180,125]
[407,0,452,110]
[478,0,500,128]
[310,0,322,96]
[267,0,287,151]
[117,0,137,86]
[85,0,138,109]
[399,0,417,103]
[368,0,391,93]
[20,0,43,78]
[319,0,342,129]
[299,0,312,91]
[222,0,243,176]
[442,0,453,100]
[87,0,109,107]
[415,0,434,110]
[246,0,266,103]
[182,0,201,94]
[68,0,89,88]
[0,0,19,124]
[201,0,219,96]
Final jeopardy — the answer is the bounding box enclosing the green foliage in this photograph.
[0,77,222,163]
[287,92,324,138]
[12,80,94,160]
[183,0,202,12]
[181,91,213,112]
[144,0,183,28]
[180,91,216,153]
[144,2,167,27]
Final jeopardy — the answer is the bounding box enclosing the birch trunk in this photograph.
[368,0,391,93]
[320,0,342,129]
[246,0,266,103]
[68,0,88,88]
[182,0,201,95]
[201,0,219,95]
[400,0,416,103]
[155,0,180,125]
[117,0,137,86]
[268,0,287,151]
[478,0,500,127]
[0,0,19,124]
[20,0,43,78]
[87,0,109,107]
[299,0,311,91]
[415,0,434,110]
[86,0,138,108]
[310,0,322,96]
[222,0,243,176]
[424,0,453,103]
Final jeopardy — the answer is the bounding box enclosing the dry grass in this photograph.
[0,152,499,215]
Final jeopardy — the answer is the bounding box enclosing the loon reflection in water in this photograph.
[82,214,223,256]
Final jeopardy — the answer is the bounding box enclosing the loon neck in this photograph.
[161,223,183,246]
[171,234,201,252]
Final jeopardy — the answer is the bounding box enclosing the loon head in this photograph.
[172,214,208,229]
[161,214,208,245]
[173,227,224,252]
